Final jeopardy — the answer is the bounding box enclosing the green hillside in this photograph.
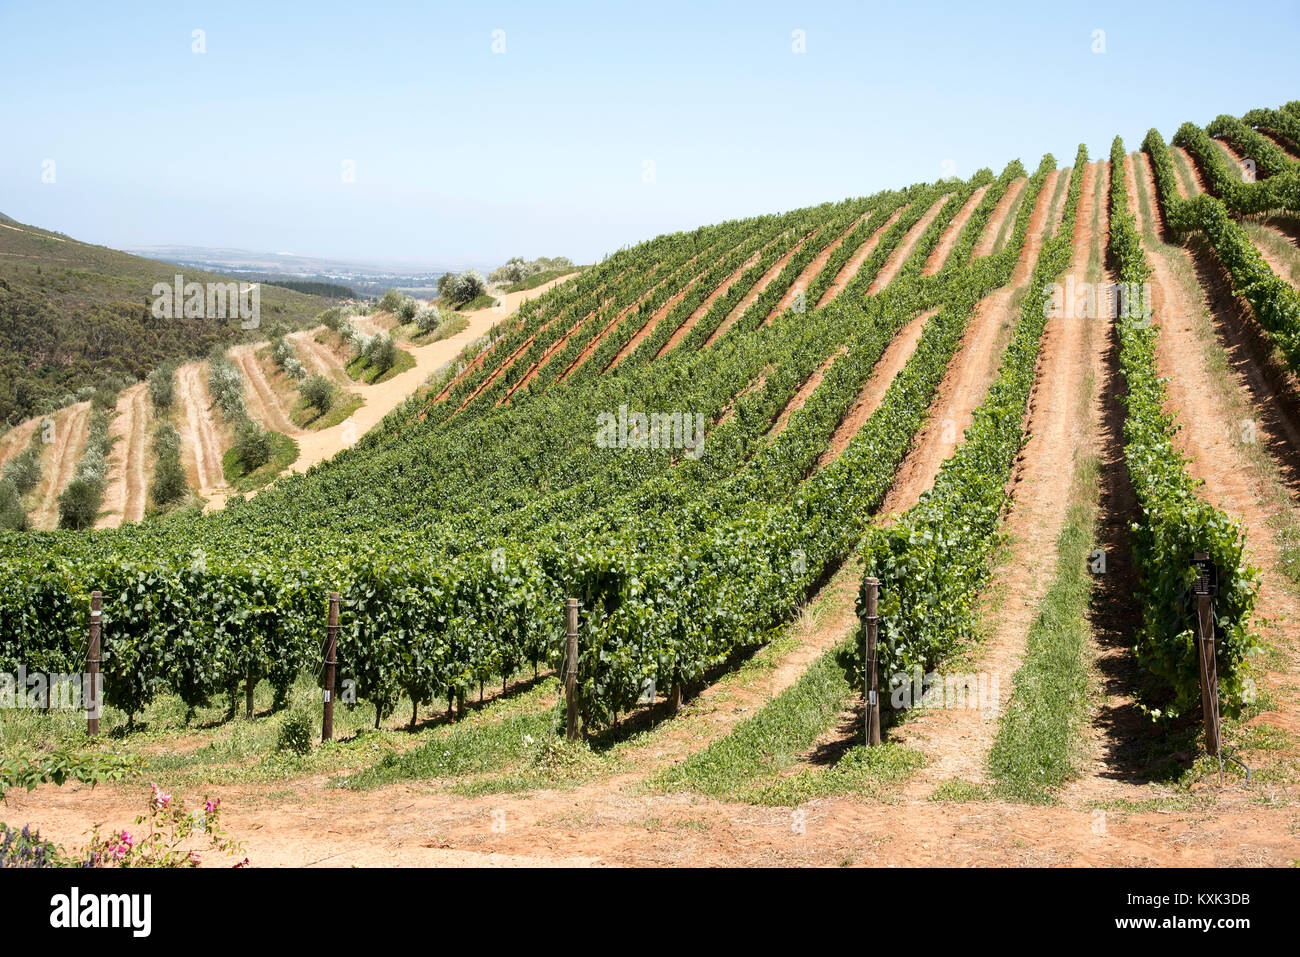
[0,215,331,424]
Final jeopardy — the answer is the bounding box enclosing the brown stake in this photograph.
[87,591,102,737]
[565,598,580,741]
[1193,553,1221,757]
[863,577,882,747]
[322,591,339,741]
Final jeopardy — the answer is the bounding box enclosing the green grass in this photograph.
[744,743,923,806]
[987,456,1101,802]
[503,268,583,293]
[460,293,499,311]
[991,178,1032,255]
[1043,165,1073,237]
[396,313,470,345]
[653,637,860,798]
[290,389,363,430]
[220,430,298,491]
[345,346,416,384]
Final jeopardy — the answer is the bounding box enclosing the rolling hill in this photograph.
[0,215,333,424]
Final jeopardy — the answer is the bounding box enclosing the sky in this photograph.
[1,0,1297,269]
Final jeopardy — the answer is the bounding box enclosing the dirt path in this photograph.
[923,185,989,275]
[557,272,683,384]
[971,178,1027,259]
[1258,127,1300,163]
[287,330,347,381]
[1173,145,1209,196]
[1132,149,1300,750]
[229,344,300,435]
[877,171,1058,518]
[608,266,713,370]
[893,164,1103,793]
[97,383,151,529]
[704,234,813,346]
[12,717,1297,867]
[818,309,934,469]
[766,348,847,439]
[282,282,570,486]
[0,418,38,471]
[29,401,90,530]
[765,213,870,322]
[816,208,906,307]
[658,246,766,356]
[176,362,229,498]
[866,195,952,294]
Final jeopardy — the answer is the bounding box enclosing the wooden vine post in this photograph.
[564,598,580,741]
[862,577,882,747]
[1192,553,1221,757]
[87,591,102,737]
[322,591,340,742]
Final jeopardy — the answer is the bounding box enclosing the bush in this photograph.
[90,386,118,412]
[299,375,334,414]
[442,270,488,306]
[376,289,405,314]
[147,363,177,410]
[364,333,398,374]
[2,443,41,495]
[317,307,344,332]
[234,419,273,472]
[275,709,315,756]
[283,356,307,380]
[414,305,441,334]
[0,478,27,531]
[150,422,188,507]
[396,297,418,322]
[207,358,245,421]
[270,337,294,368]
[57,477,102,529]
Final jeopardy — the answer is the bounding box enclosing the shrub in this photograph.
[207,358,245,422]
[414,305,441,334]
[270,337,294,368]
[0,478,26,531]
[150,423,188,507]
[317,307,344,331]
[396,297,418,322]
[300,374,334,414]
[376,289,404,314]
[275,709,314,756]
[147,363,177,410]
[283,356,307,380]
[442,269,488,306]
[57,477,102,529]
[364,333,398,374]
[2,442,41,495]
[234,419,273,472]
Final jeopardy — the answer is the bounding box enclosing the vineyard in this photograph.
[4,101,1300,867]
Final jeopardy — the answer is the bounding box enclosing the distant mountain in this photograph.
[0,215,331,424]
[124,245,490,298]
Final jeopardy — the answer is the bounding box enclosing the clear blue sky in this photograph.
[2,0,1296,268]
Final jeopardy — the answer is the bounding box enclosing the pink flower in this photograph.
[149,782,172,811]
[119,830,134,848]
[188,850,202,866]
[233,857,250,869]
[204,799,219,814]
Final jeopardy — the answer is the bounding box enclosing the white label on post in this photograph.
[323,690,331,703]
[868,690,877,706]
